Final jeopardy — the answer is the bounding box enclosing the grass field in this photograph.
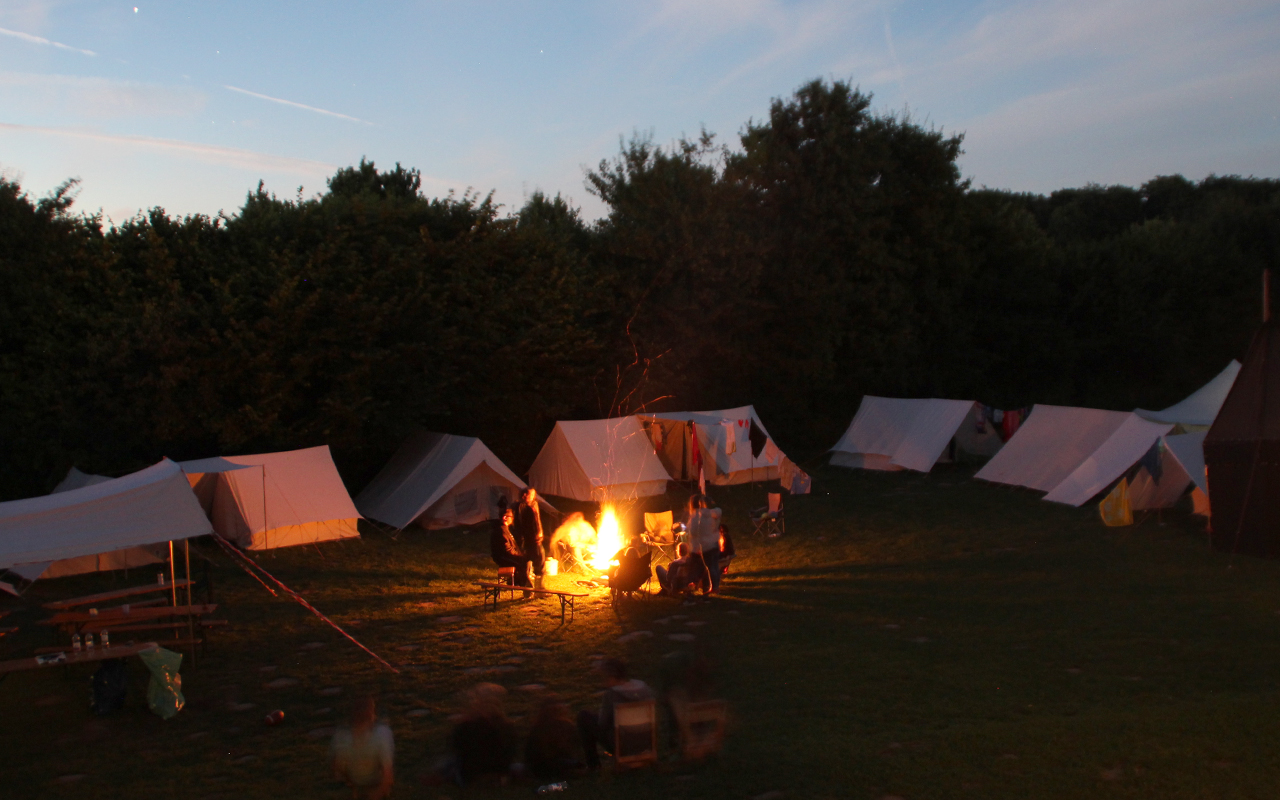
[5,464,1280,799]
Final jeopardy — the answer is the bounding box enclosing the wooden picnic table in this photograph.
[43,579,194,610]
[0,641,160,675]
[477,582,588,623]
[40,604,217,632]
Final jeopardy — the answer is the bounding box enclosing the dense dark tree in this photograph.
[1,85,1277,501]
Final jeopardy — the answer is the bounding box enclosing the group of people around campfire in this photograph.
[655,494,735,602]
[490,490,735,602]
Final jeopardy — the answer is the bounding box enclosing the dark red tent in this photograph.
[1204,319,1280,556]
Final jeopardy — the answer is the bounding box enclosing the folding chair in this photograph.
[609,548,653,606]
[613,699,658,769]
[678,699,728,761]
[496,566,518,599]
[642,511,679,566]
[749,493,784,537]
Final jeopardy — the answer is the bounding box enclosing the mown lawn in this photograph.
[4,464,1280,799]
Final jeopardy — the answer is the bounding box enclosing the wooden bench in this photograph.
[34,620,228,655]
[40,604,217,632]
[0,641,161,675]
[43,580,194,610]
[476,582,588,623]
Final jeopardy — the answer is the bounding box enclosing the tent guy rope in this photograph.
[210,534,399,673]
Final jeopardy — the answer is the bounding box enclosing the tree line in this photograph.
[2,78,1277,500]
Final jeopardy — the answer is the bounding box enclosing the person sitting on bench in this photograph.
[576,658,654,771]
[490,507,531,588]
[655,543,694,596]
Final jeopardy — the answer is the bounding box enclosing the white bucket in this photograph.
[544,558,559,576]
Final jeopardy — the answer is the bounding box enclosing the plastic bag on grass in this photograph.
[138,646,185,720]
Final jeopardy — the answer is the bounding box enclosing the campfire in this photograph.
[549,503,625,576]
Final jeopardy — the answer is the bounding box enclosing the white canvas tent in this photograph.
[52,466,112,494]
[974,405,1135,492]
[1041,415,1174,506]
[356,431,528,530]
[646,406,789,485]
[829,397,977,473]
[528,417,672,502]
[0,459,213,581]
[1135,361,1241,429]
[178,446,360,550]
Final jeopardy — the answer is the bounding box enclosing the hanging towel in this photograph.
[1099,479,1133,527]
[1001,408,1021,441]
[1139,440,1164,483]
[721,420,736,455]
[748,420,768,459]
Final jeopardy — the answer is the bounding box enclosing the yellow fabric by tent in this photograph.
[1099,478,1133,527]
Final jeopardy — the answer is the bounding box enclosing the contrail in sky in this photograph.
[224,85,372,125]
[0,26,96,56]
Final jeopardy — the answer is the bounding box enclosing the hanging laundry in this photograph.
[1000,408,1022,441]
[1099,478,1133,526]
[721,420,736,455]
[690,421,702,473]
[748,419,768,458]
[762,438,782,464]
[993,408,1004,424]
[1139,440,1164,483]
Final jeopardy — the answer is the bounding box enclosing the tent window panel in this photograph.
[454,489,479,517]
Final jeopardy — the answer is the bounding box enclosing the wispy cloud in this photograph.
[0,25,95,57]
[224,85,371,125]
[0,72,206,118]
[0,121,336,175]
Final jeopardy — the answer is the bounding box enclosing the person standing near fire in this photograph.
[515,487,546,588]
[686,494,723,600]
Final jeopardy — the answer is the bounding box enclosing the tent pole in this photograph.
[185,540,196,668]
[1264,268,1271,323]
[262,466,268,551]
[168,541,177,607]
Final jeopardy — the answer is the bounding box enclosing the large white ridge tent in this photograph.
[178,446,360,550]
[356,431,528,530]
[0,459,213,583]
[974,405,1174,507]
[643,405,790,485]
[528,416,672,502]
[1135,361,1242,430]
[829,396,984,473]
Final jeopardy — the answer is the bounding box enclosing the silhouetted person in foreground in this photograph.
[424,683,518,786]
[331,695,394,799]
[524,696,585,782]
[577,658,653,770]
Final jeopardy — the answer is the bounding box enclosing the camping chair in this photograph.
[613,699,658,769]
[642,511,679,566]
[609,548,653,606]
[678,699,728,761]
[749,493,784,537]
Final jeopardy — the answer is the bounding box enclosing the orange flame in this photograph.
[590,505,623,570]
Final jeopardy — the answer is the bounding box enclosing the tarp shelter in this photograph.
[975,405,1132,492]
[643,406,789,485]
[1136,361,1242,430]
[36,467,168,578]
[0,460,213,581]
[529,417,672,502]
[178,446,361,551]
[1042,415,1174,506]
[828,397,977,473]
[1204,320,1280,556]
[356,431,528,530]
